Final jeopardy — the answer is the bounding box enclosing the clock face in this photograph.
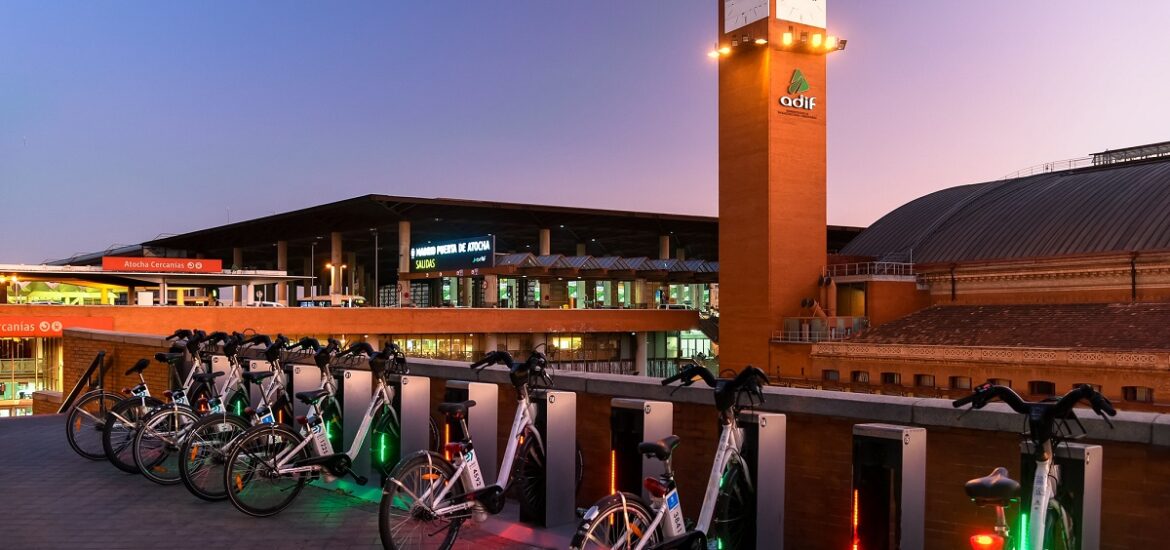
[724,0,769,33]
[777,0,827,28]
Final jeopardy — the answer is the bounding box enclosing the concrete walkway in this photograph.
[0,414,546,549]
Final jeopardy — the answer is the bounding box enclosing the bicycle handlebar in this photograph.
[166,329,192,341]
[953,382,1117,419]
[341,342,376,357]
[661,363,716,388]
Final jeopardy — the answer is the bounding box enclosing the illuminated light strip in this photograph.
[610,449,617,495]
[379,433,387,464]
[1018,512,1029,550]
[852,489,860,550]
[444,423,451,460]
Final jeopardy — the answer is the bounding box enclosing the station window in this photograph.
[1122,386,1154,403]
[1028,381,1057,397]
[914,374,935,388]
[850,371,869,384]
[990,378,1012,388]
[1072,382,1102,392]
[822,370,840,382]
[880,372,901,385]
[949,376,972,390]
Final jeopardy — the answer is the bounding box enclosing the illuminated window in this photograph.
[1028,381,1056,397]
[949,376,972,390]
[914,374,935,388]
[822,370,840,382]
[990,378,1012,388]
[1122,386,1154,403]
[850,371,869,384]
[880,372,901,385]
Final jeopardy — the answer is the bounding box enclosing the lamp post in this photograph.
[371,228,380,307]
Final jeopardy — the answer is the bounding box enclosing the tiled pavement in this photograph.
[0,414,547,549]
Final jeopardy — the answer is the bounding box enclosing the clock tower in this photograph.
[716,0,843,371]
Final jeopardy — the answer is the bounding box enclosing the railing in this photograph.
[774,316,868,343]
[822,262,914,278]
[1002,156,1093,179]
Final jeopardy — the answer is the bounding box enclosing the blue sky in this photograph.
[2,1,1168,262]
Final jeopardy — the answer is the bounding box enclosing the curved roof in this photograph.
[841,158,1170,264]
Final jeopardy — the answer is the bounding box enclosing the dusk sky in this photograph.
[3,1,1168,263]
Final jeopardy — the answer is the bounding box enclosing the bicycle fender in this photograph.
[382,450,450,493]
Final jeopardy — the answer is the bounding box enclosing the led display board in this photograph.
[102,257,223,273]
[409,236,495,273]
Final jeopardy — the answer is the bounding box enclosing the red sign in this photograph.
[102,257,222,273]
[0,316,115,337]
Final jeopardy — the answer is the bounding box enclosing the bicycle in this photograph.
[178,333,299,501]
[569,364,768,550]
[99,358,165,473]
[133,331,263,485]
[378,349,583,550]
[224,341,415,517]
[952,383,1116,550]
[64,351,125,460]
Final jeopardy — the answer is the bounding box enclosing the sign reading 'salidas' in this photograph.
[410,235,495,273]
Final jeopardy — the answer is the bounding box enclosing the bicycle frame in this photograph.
[272,377,396,475]
[1024,441,1073,550]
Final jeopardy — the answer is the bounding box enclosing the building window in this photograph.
[880,372,901,385]
[949,376,972,390]
[990,378,1012,388]
[1072,383,1102,392]
[1122,386,1154,403]
[822,370,840,382]
[1028,381,1057,397]
[914,374,935,388]
[851,371,869,384]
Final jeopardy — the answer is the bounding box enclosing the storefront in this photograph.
[0,337,62,416]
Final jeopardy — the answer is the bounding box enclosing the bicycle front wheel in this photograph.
[66,391,124,460]
[179,413,250,501]
[710,458,755,550]
[379,453,464,550]
[102,396,164,473]
[569,492,660,549]
[134,404,200,484]
[224,423,307,517]
[1043,502,1073,550]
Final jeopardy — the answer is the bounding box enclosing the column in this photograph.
[158,280,168,306]
[539,229,551,256]
[99,287,108,305]
[584,279,597,308]
[659,235,670,260]
[346,252,357,295]
[462,277,473,307]
[244,283,255,306]
[397,221,412,307]
[634,278,647,309]
[127,286,137,306]
[331,232,343,296]
[576,243,587,256]
[232,247,244,305]
[532,333,547,354]
[483,275,498,307]
[635,332,648,376]
[276,240,289,305]
[676,247,686,261]
[483,333,499,353]
[302,257,314,297]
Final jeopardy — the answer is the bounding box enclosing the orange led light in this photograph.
[610,449,617,494]
[851,489,860,550]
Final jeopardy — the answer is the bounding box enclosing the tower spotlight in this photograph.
[811,33,823,48]
[782,32,794,46]
[708,49,720,58]
[825,35,838,50]
[718,45,732,55]
[837,39,848,50]
[754,38,768,45]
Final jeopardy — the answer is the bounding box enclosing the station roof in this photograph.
[840,155,1170,264]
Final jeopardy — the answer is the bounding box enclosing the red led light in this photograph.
[643,477,668,498]
[969,533,1004,550]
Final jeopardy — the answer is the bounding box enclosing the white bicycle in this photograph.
[570,364,768,550]
[953,383,1115,550]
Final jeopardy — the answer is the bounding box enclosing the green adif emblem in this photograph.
[787,69,810,94]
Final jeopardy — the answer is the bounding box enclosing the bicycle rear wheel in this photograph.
[569,492,660,549]
[133,404,200,484]
[179,413,249,501]
[224,424,307,517]
[379,453,464,550]
[66,391,124,460]
[102,396,164,473]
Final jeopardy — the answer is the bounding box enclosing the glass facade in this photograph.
[0,337,62,416]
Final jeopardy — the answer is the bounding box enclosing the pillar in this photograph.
[397,221,412,307]
[159,280,168,306]
[330,232,343,296]
[576,243,587,256]
[302,257,314,297]
[676,247,686,261]
[483,333,499,353]
[346,252,357,295]
[634,278,648,309]
[659,235,670,260]
[232,247,244,305]
[635,332,648,376]
[276,240,289,305]
[127,286,137,306]
[462,278,473,307]
[244,283,255,306]
[585,279,597,308]
[483,275,498,307]
[99,287,108,305]
[539,228,551,256]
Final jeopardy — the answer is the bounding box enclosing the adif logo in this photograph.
[779,69,817,110]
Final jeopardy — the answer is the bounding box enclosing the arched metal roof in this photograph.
[840,158,1170,264]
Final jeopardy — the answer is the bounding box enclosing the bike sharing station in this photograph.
[739,412,787,548]
[852,423,927,550]
[1019,441,1103,549]
[443,380,499,481]
[610,398,674,498]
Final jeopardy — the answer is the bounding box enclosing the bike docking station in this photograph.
[379,372,433,480]
[610,398,673,498]
[738,412,787,549]
[852,423,927,550]
[528,389,578,527]
[1020,441,1102,549]
[443,380,499,482]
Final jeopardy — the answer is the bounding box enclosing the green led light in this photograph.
[234,400,242,416]
[379,433,387,464]
[1017,511,1029,550]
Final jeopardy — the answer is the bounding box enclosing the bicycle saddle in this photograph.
[964,467,1020,507]
[295,388,331,405]
[438,400,476,420]
[242,370,275,383]
[125,358,151,375]
[192,371,226,383]
[638,435,681,461]
[155,352,185,364]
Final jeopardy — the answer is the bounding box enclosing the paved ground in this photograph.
[0,415,546,549]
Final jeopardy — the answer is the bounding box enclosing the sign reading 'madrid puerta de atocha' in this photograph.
[409,236,495,273]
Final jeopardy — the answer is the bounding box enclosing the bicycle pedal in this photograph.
[349,471,368,486]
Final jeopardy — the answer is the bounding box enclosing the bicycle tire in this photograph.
[1043,501,1074,550]
[512,428,546,521]
[710,458,755,550]
[102,396,164,473]
[66,390,124,460]
[224,423,307,517]
[569,491,661,549]
[379,452,464,550]
[179,413,250,501]
[133,404,200,485]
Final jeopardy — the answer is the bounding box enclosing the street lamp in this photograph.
[326,263,348,295]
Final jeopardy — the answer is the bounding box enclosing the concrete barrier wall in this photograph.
[61,329,1170,549]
